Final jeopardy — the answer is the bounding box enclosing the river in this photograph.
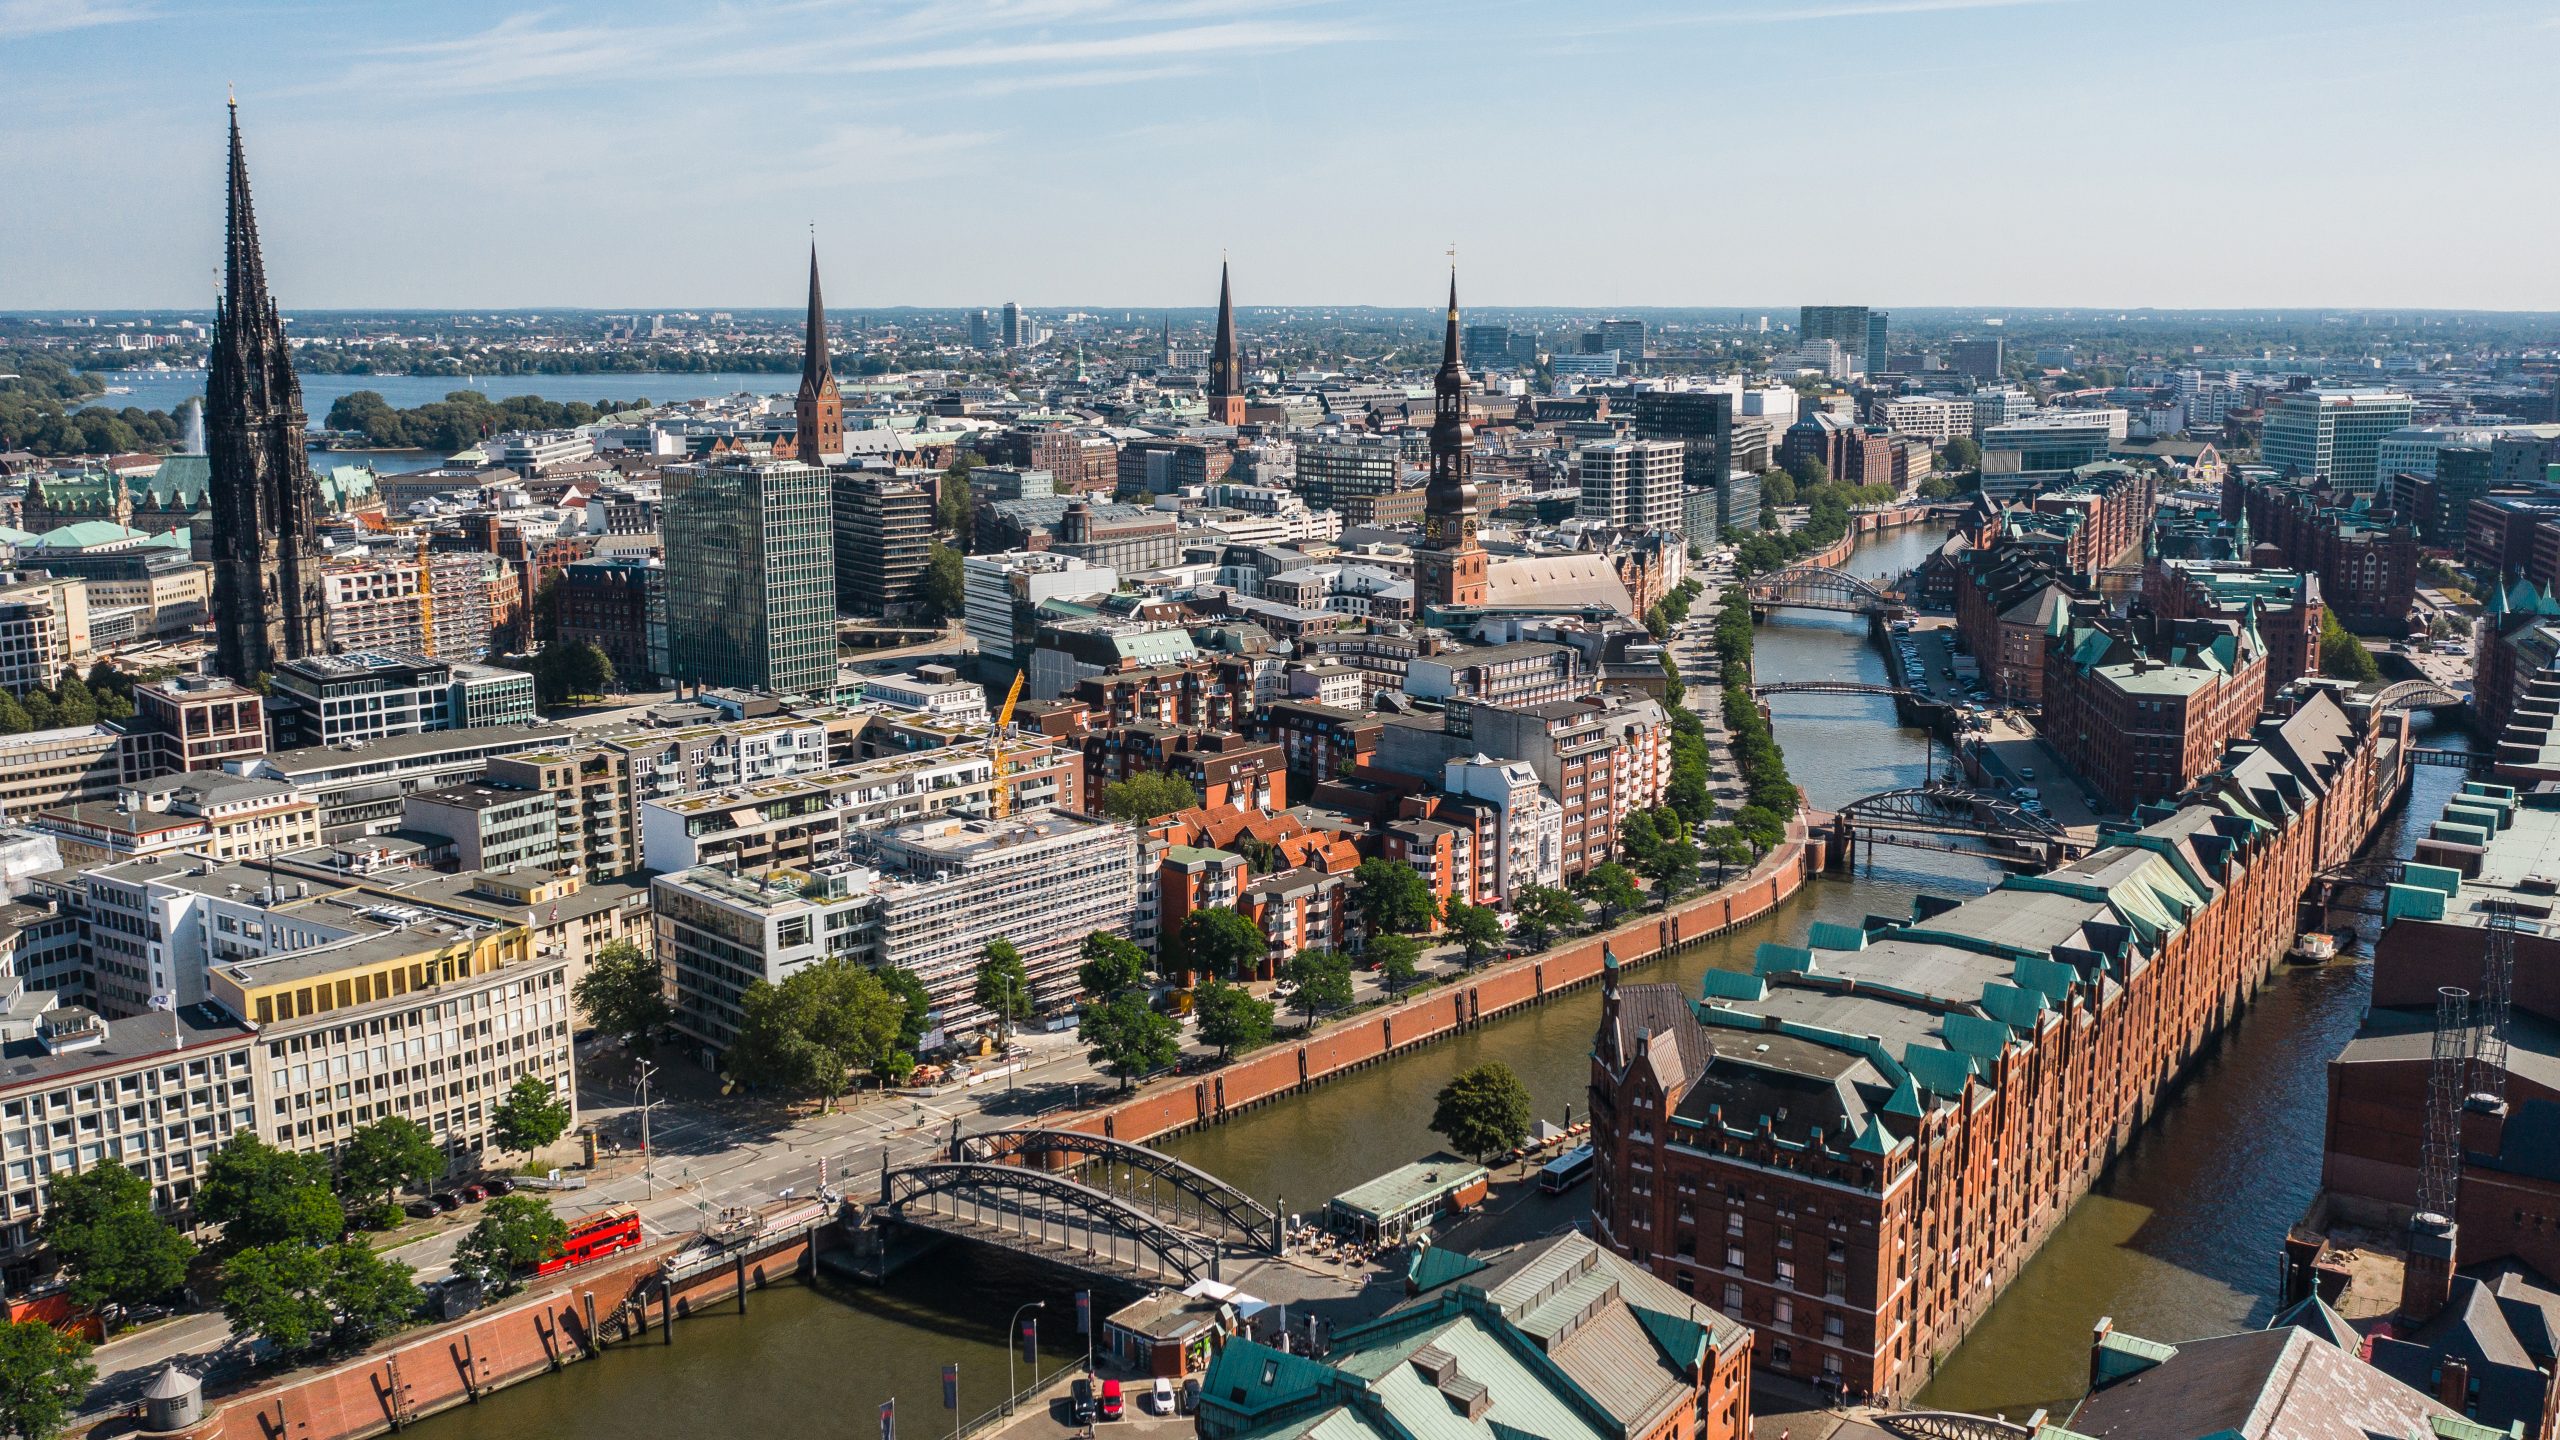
[405,522,2466,1433]
[93,369,801,422]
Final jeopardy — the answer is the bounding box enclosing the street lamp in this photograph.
[1007,1299,1046,1406]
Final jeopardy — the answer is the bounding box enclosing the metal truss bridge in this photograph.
[1831,782,2079,868]
[1755,680,1918,699]
[868,1127,1278,1285]
[1745,566,1903,616]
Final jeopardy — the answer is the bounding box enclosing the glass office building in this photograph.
[663,457,837,697]
[2259,388,2415,493]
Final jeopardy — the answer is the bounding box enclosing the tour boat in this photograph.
[2289,931,2338,962]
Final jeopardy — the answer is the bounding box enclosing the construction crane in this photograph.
[990,670,1025,819]
[414,529,436,659]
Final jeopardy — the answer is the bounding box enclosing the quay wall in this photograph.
[1070,831,1823,1149]
[156,1233,822,1440]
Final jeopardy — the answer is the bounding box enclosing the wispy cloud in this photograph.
[0,0,151,42]
[1601,0,2087,28]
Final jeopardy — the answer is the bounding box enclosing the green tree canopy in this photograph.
[1431,1062,1535,1165]
[1174,907,1267,981]
[1366,933,1422,992]
[0,1321,95,1440]
[491,1076,574,1167]
[1783,454,1830,489]
[40,1163,194,1310]
[1077,931,1149,999]
[573,939,672,1050]
[2320,610,2383,682]
[1576,862,1643,923]
[1440,902,1506,965]
[1099,771,1200,824]
[728,957,908,1107]
[218,1241,413,1354]
[452,1196,569,1295]
[878,965,934,1070]
[1191,978,1274,1059]
[1699,825,1754,877]
[1509,885,1584,950]
[1078,992,1180,1090]
[201,1135,344,1250]
[1941,436,1980,470]
[334,1118,444,1210]
[922,542,967,618]
[974,940,1033,1042]
[1282,948,1355,1029]
[1352,857,1437,935]
[319,1243,423,1348]
[1636,830,1700,903]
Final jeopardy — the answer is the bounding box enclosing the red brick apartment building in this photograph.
[1588,689,2405,1402]
[2042,610,2272,811]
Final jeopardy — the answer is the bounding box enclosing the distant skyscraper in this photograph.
[207,99,324,685]
[1207,262,1246,426]
[2261,388,2417,492]
[1864,311,1890,377]
[969,309,992,350]
[1950,337,2005,382]
[1797,306,1873,375]
[1415,273,1488,614]
[1000,302,1024,348]
[1596,318,1645,357]
[793,246,844,463]
[663,456,836,696]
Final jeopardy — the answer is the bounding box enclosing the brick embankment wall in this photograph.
[1069,828,1826,1149]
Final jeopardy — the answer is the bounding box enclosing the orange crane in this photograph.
[991,670,1025,818]
[414,530,435,658]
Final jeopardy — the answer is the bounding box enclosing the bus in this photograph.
[1538,1144,1596,1194]
[533,1205,645,1277]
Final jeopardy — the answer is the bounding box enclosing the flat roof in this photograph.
[1330,1154,1489,1223]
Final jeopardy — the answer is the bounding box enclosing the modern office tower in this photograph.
[999,301,1024,348]
[1797,306,1872,374]
[1865,311,1890,377]
[792,246,844,462]
[1596,318,1645,357]
[2259,387,2417,492]
[968,309,991,349]
[1415,274,1488,612]
[1464,323,1513,363]
[833,469,934,620]
[1208,262,1246,425]
[207,100,324,683]
[1294,433,1404,512]
[663,456,837,696]
[1630,389,1744,488]
[1950,337,2006,381]
[1576,440,1687,530]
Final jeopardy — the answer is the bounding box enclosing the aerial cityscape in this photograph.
[2,6,2558,1440]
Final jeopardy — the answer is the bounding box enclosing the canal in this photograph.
[410,523,2466,1433]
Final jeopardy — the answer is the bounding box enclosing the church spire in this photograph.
[1208,259,1245,425]
[799,242,837,400]
[793,244,845,463]
[1416,267,1486,615]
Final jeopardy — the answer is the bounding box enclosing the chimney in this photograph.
[2401,1213,2459,1321]
[2436,1357,2471,1413]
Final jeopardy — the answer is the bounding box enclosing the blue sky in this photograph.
[7,0,2559,311]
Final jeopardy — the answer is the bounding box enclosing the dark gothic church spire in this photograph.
[1416,268,1487,613]
[208,97,323,683]
[1208,260,1245,424]
[793,243,845,462]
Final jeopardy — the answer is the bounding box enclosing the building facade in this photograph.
[664,457,837,696]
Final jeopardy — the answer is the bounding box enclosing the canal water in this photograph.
[406,523,2467,1433]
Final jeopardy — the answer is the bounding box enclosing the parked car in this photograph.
[1181,1379,1201,1415]
[485,1177,515,1196]
[460,1183,489,1203]
[429,1192,462,1213]
[1099,1380,1124,1421]
[1150,1380,1177,1416]
[406,1199,438,1219]
[1071,1380,1096,1424]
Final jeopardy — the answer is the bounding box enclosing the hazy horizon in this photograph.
[10,0,2560,312]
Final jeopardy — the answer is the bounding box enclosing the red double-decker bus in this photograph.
[533,1205,644,1277]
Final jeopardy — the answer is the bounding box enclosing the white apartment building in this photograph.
[0,574,90,695]
[1879,395,1972,447]
[1971,387,2039,436]
[962,550,1117,667]
[486,430,596,475]
[1444,755,1564,897]
[1576,440,1686,531]
[861,810,1139,1024]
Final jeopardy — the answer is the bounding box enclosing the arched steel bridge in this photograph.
[869,1127,1279,1284]
[1745,565,1903,616]
[1870,1414,2037,1440]
[2372,679,2465,712]
[1832,782,2078,866]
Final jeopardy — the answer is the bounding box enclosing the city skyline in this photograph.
[9,0,2560,311]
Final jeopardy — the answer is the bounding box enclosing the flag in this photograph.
[147,992,174,1012]
[942,1363,959,1411]
[1074,1290,1092,1336]
[880,1399,894,1440]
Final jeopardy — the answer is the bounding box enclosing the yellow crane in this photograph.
[414,529,435,658]
[991,670,1025,819]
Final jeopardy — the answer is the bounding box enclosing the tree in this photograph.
[41,1163,194,1310]
[1784,454,1830,489]
[1638,834,1700,904]
[334,1118,444,1214]
[451,1196,568,1295]
[1577,862,1643,924]
[1174,907,1267,982]
[490,1076,573,1169]
[728,958,908,1107]
[1076,931,1148,999]
[1510,885,1584,950]
[573,939,672,1050]
[1431,1063,1535,1165]
[219,1243,334,1354]
[922,541,967,619]
[1078,992,1180,1090]
[319,1243,421,1348]
[1368,933,1421,993]
[1191,979,1274,1059]
[1733,804,1789,852]
[1440,902,1506,965]
[2320,610,2382,682]
[201,1135,344,1249]
[1941,436,1980,471]
[1699,825,1753,880]
[1353,857,1436,935]
[1758,467,1797,508]
[974,941,1033,1043]
[557,641,615,700]
[1282,948,1354,1030]
[936,459,978,540]
[0,691,28,736]
[1099,771,1199,824]
[877,964,933,1082]
[0,1321,95,1440]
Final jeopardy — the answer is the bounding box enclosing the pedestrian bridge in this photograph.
[1831,782,2078,868]
[2372,678,2466,713]
[1755,680,1918,699]
[867,1127,1278,1285]
[1746,566,1902,616]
